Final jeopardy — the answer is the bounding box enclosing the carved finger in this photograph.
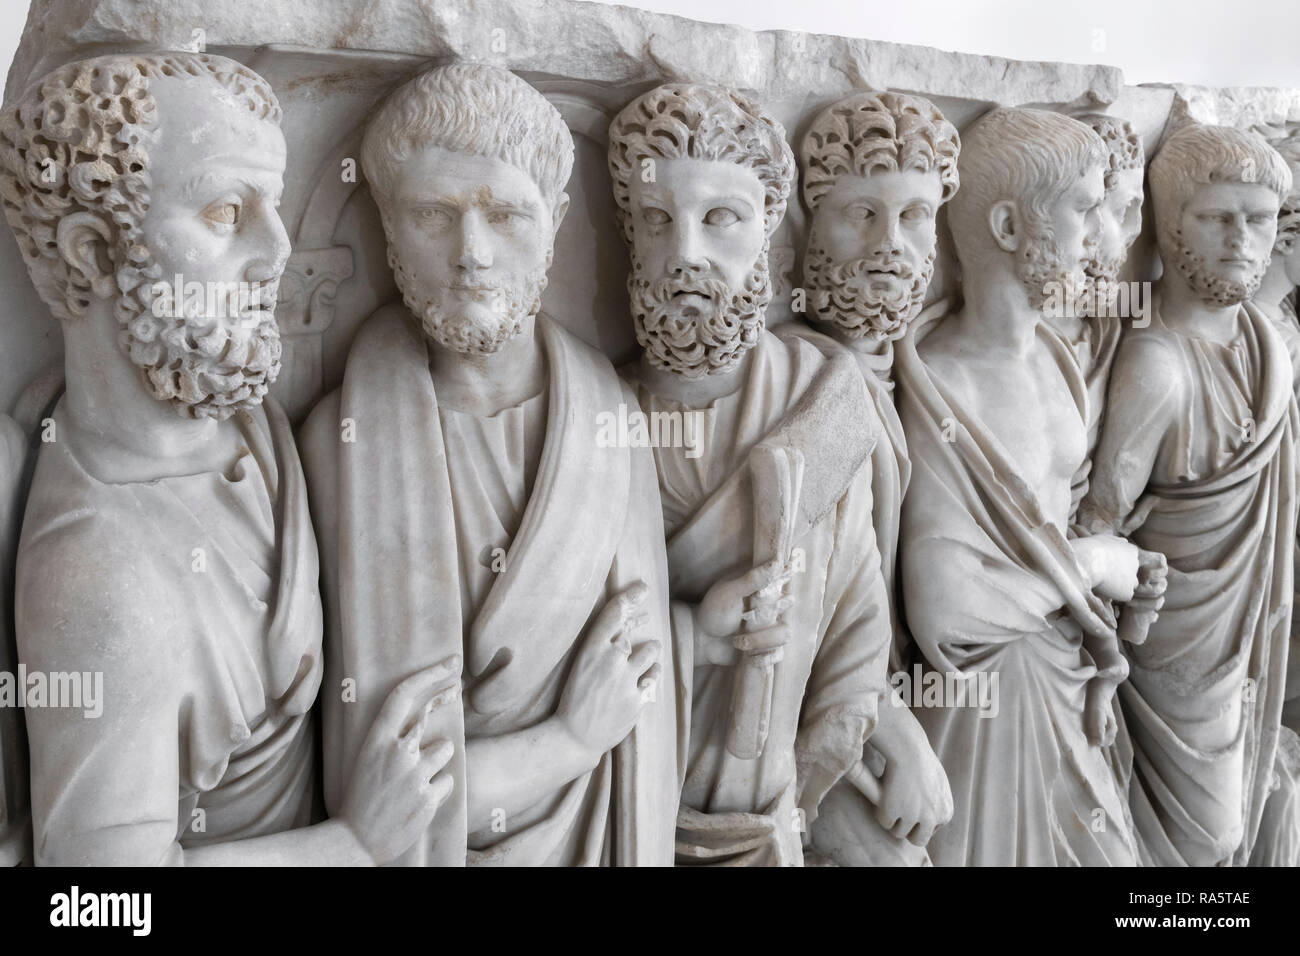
[373,656,463,745]
[732,624,790,653]
[628,638,660,671]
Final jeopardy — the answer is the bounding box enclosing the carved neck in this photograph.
[638,340,754,410]
[1157,273,1242,346]
[426,312,548,417]
[954,259,1042,354]
[61,301,227,483]
[829,327,895,381]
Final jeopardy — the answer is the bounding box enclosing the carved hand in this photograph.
[1072,533,1141,602]
[340,656,461,865]
[694,559,793,666]
[556,581,661,763]
[1084,678,1122,747]
[870,701,954,847]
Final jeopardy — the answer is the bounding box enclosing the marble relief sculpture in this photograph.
[1055,112,1147,486]
[896,107,1153,866]
[1,53,454,865]
[782,90,960,864]
[301,62,680,866]
[788,90,959,670]
[1254,141,1300,862]
[1,0,1300,870]
[609,84,948,866]
[1078,124,1296,866]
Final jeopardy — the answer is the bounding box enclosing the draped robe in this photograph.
[896,303,1139,866]
[779,317,943,866]
[16,398,323,865]
[628,329,892,866]
[1079,296,1297,866]
[303,306,681,867]
[1253,293,1300,865]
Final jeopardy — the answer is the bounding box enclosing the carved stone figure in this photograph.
[1079,123,1295,866]
[1257,136,1300,393]
[1250,134,1300,866]
[789,90,959,663]
[609,83,950,866]
[2,52,453,865]
[897,107,1149,866]
[782,89,960,865]
[301,62,681,867]
[1054,112,1147,490]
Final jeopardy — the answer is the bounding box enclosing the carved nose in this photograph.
[458,232,491,271]
[667,256,707,278]
[878,219,903,256]
[245,205,291,282]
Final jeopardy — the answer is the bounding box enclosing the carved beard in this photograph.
[1079,247,1129,319]
[1017,220,1089,313]
[389,247,547,355]
[628,248,771,379]
[1170,231,1268,307]
[802,242,935,343]
[120,266,282,421]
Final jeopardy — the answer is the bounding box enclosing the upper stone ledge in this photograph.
[7,0,1123,108]
[1146,82,1300,136]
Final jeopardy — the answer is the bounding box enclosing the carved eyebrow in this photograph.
[182,172,230,200]
[182,173,281,202]
[475,196,534,212]
[712,195,757,214]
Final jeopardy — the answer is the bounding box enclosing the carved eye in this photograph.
[487,209,519,227]
[846,204,875,222]
[417,207,452,228]
[704,207,739,227]
[902,205,929,222]
[643,207,671,226]
[202,201,240,227]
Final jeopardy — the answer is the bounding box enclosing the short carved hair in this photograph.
[946,107,1106,262]
[799,90,960,212]
[1076,112,1144,191]
[608,83,794,240]
[1269,135,1300,255]
[1149,123,1291,254]
[0,52,280,324]
[361,62,573,210]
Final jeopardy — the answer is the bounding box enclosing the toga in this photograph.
[896,303,1139,866]
[628,329,893,866]
[17,398,323,865]
[303,306,682,867]
[1079,296,1297,866]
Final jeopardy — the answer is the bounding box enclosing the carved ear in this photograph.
[55,212,116,299]
[987,199,1021,253]
[551,191,570,237]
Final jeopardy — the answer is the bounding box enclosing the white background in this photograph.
[1,0,1300,90]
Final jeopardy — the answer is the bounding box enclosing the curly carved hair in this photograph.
[608,83,794,241]
[800,90,960,212]
[1075,112,1144,191]
[0,52,280,325]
